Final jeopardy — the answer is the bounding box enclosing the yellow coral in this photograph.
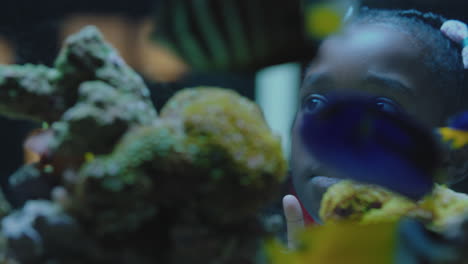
[319,180,418,224]
[160,87,287,186]
[420,185,468,230]
[158,87,287,223]
[320,180,468,230]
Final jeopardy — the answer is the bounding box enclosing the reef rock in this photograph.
[0,26,286,264]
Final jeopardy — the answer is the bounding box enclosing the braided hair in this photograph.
[349,8,467,118]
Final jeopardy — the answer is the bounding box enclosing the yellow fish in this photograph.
[266,222,397,264]
[438,127,468,149]
[304,0,359,38]
[437,111,468,149]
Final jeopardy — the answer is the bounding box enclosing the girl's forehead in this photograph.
[334,24,417,59]
[305,23,425,82]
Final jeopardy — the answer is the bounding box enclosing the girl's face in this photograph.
[291,23,445,221]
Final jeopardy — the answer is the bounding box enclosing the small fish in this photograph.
[437,110,468,149]
[300,93,441,200]
[266,221,397,264]
[304,0,360,39]
[266,218,463,264]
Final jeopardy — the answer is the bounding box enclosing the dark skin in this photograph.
[284,23,449,239]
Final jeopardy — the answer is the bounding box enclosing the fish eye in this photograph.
[303,94,328,114]
[374,97,401,114]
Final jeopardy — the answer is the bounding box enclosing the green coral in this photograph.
[0,27,155,125]
[70,123,180,236]
[95,87,286,224]
[0,64,63,121]
[54,26,151,100]
[51,80,157,157]
[68,87,286,241]
[49,27,157,160]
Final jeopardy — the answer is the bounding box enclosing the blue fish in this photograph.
[300,93,441,200]
[447,110,468,130]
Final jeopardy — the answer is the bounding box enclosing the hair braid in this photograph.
[398,9,446,29]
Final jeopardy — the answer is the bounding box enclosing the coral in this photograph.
[0,64,62,122]
[66,87,286,262]
[1,201,96,263]
[54,26,151,100]
[69,124,176,237]
[421,185,468,230]
[0,26,155,124]
[8,164,56,207]
[159,88,287,223]
[51,80,156,157]
[319,180,419,224]
[320,180,468,231]
[0,26,286,263]
[160,88,285,184]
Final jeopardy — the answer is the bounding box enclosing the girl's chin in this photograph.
[305,176,341,223]
[309,176,341,191]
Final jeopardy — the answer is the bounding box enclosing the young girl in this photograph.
[284,8,468,241]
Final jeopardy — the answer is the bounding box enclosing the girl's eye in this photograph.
[303,94,328,114]
[374,97,401,114]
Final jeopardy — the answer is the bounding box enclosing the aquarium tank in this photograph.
[0,0,466,263]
